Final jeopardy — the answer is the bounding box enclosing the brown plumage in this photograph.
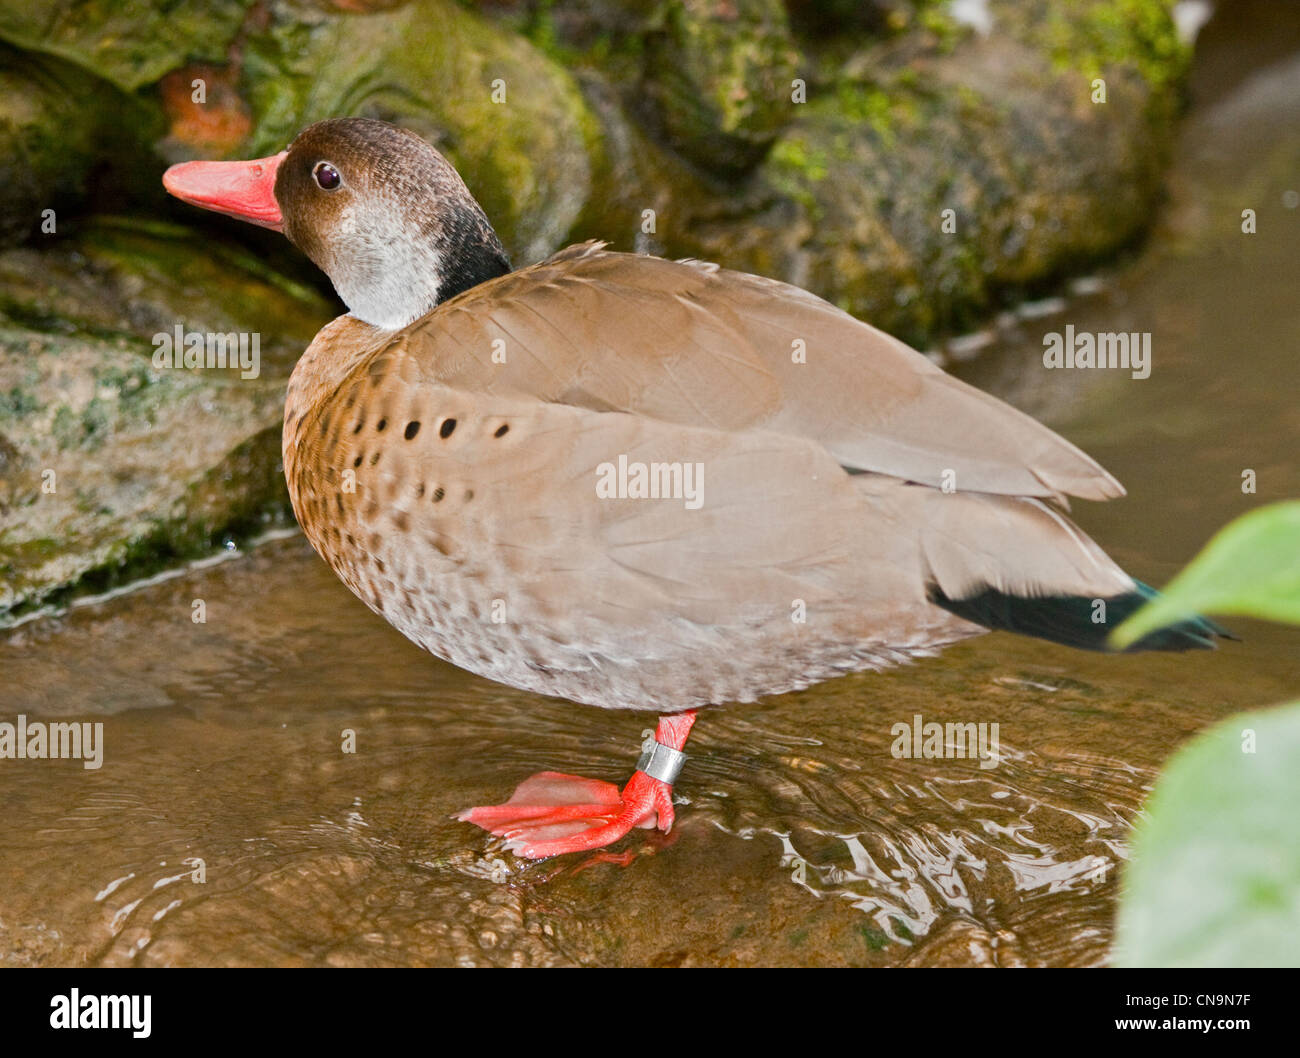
[281,239,1133,712]
[164,118,1217,858]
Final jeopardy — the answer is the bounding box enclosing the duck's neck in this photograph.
[426,207,512,306]
[336,201,511,330]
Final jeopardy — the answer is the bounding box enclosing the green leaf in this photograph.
[1114,702,1300,967]
[1111,501,1300,648]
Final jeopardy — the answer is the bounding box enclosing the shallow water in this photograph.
[2,8,1297,966]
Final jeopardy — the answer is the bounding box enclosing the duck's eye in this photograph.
[313,161,341,190]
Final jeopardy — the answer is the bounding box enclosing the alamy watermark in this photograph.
[152,325,260,379]
[1043,325,1151,379]
[50,990,150,1038]
[891,712,1000,770]
[595,454,704,510]
[0,715,103,769]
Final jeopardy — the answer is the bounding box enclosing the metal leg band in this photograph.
[636,741,687,785]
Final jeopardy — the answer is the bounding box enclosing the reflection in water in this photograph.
[2,11,1299,966]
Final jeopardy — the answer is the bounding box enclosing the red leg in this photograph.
[455,710,698,859]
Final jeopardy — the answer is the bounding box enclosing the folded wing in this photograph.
[413,242,1123,502]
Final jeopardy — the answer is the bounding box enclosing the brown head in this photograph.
[163,118,512,329]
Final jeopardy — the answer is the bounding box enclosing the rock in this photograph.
[2,1,597,267]
[0,219,334,623]
[0,0,251,93]
[0,217,333,375]
[235,0,597,264]
[635,0,800,176]
[574,0,1191,345]
[763,0,1190,342]
[159,64,254,157]
[0,46,159,247]
[0,0,1192,340]
[567,72,749,256]
[518,0,799,177]
[783,0,942,37]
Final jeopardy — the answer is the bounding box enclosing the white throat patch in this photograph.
[329,186,444,330]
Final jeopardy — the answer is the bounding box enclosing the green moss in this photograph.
[831,83,901,147]
[523,0,564,61]
[87,218,327,309]
[48,394,123,451]
[1040,0,1190,99]
[0,228,298,622]
[50,405,78,449]
[766,136,829,217]
[0,218,333,378]
[0,384,40,417]
[92,359,157,400]
[78,397,112,445]
[625,0,798,174]
[520,0,633,70]
[918,5,967,54]
[0,427,294,626]
[0,44,161,246]
[768,137,829,182]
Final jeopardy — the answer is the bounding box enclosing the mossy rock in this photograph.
[751,42,1181,342]
[783,0,946,38]
[577,0,1190,345]
[0,0,254,93]
[2,1,599,265]
[0,322,288,623]
[237,0,599,263]
[0,220,335,623]
[636,0,800,176]
[520,0,799,176]
[0,45,161,247]
[0,217,332,377]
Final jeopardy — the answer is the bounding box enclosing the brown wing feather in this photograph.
[405,243,1122,501]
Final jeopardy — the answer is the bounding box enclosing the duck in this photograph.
[163,117,1222,859]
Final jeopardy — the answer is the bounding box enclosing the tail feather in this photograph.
[928,580,1229,653]
[874,482,1231,653]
